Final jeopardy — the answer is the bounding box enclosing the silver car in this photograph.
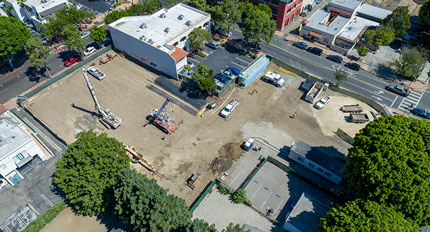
[87,66,106,80]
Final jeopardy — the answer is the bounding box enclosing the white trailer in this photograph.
[305,82,323,103]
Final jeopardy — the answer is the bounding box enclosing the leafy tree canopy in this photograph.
[334,68,347,86]
[177,218,217,232]
[345,116,430,226]
[189,28,212,51]
[62,24,86,53]
[211,0,241,32]
[0,16,31,59]
[90,26,108,44]
[390,47,426,80]
[242,5,276,45]
[382,6,411,37]
[54,131,129,216]
[363,26,395,47]
[25,37,51,75]
[319,199,421,232]
[104,0,161,24]
[222,223,247,232]
[55,6,92,25]
[114,168,191,232]
[192,63,216,95]
[419,0,430,25]
[357,46,368,57]
[187,0,208,11]
[232,189,247,204]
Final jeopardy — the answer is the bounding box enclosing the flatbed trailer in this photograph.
[349,113,369,123]
[341,104,363,113]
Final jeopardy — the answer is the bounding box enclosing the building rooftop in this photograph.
[23,0,67,15]
[109,3,209,53]
[291,140,345,177]
[0,111,32,161]
[330,0,362,12]
[337,16,378,42]
[305,9,350,36]
[285,192,331,232]
[357,3,392,21]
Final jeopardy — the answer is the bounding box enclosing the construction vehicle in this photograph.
[149,99,178,134]
[126,146,163,177]
[341,104,363,113]
[262,71,285,87]
[81,68,121,129]
[187,172,201,190]
[349,113,369,123]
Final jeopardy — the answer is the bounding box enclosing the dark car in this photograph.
[327,55,343,63]
[205,41,219,50]
[64,54,81,66]
[293,42,308,50]
[345,62,361,71]
[411,108,430,119]
[215,73,230,84]
[385,84,410,97]
[307,47,323,56]
[225,66,240,76]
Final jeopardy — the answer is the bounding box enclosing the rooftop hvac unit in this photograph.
[139,35,146,41]
[160,13,166,18]
[178,14,184,20]
[185,20,192,26]
[139,23,147,29]
[164,27,170,33]
[148,39,154,44]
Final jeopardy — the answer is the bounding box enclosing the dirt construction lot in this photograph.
[27,52,369,204]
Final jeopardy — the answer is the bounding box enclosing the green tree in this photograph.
[192,63,216,95]
[363,26,395,47]
[189,28,212,51]
[357,46,368,57]
[211,0,241,33]
[62,24,86,54]
[319,199,421,232]
[90,26,107,44]
[53,131,129,216]
[114,168,191,232]
[0,16,31,67]
[178,218,217,232]
[104,9,129,24]
[40,17,68,40]
[25,37,52,77]
[242,6,276,46]
[334,69,347,86]
[419,0,430,25]
[382,6,411,37]
[345,116,430,226]
[389,47,426,80]
[186,0,208,10]
[127,0,161,16]
[256,3,272,17]
[55,6,88,25]
[232,189,247,204]
[222,223,247,232]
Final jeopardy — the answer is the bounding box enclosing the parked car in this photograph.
[225,66,240,76]
[215,73,230,84]
[307,47,323,56]
[223,69,235,79]
[300,10,308,17]
[83,46,97,56]
[207,101,217,109]
[205,41,219,50]
[314,96,331,109]
[385,84,410,97]
[87,66,106,80]
[315,0,321,4]
[327,55,343,63]
[64,54,81,66]
[215,79,225,90]
[293,42,308,50]
[80,31,90,38]
[411,108,430,119]
[345,62,360,71]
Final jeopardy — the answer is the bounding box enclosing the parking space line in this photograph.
[41,194,54,207]
[230,61,246,69]
[188,57,201,63]
[273,198,285,214]
[250,185,262,200]
[235,57,250,64]
[261,191,273,208]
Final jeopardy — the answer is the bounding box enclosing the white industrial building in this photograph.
[1,0,69,26]
[0,110,46,187]
[108,3,211,79]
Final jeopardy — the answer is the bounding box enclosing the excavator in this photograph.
[81,68,121,129]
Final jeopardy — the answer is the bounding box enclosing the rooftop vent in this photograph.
[160,13,166,18]
[139,35,146,41]
[185,20,192,26]
[178,14,184,20]
[148,39,154,44]
[139,23,147,29]
[164,27,170,33]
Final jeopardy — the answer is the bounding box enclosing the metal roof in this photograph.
[357,4,392,21]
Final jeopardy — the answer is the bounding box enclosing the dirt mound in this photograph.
[210,142,244,173]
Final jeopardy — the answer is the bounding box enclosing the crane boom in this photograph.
[81,68,122,129]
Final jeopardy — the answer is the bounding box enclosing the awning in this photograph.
[310,31,322,38]
[170,46,189,62]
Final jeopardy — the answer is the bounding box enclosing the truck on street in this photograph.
[263,71,285,87]
[220,100,240,118]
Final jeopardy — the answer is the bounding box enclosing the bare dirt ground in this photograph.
[27,53,364,209]
[41,207,107,232]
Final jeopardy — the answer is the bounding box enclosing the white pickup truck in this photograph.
[220,100,240,118]
[263,71,285,87]
[87,66,106,80]
[314,96,331,109]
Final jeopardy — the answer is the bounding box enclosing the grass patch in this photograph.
[197,51,207,58]
[21,202,66,232]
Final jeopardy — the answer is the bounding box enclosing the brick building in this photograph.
[251,0,303,30]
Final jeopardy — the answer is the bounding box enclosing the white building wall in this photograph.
[109,27,178,79]
[176,57,187,70]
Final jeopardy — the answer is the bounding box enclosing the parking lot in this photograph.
[69,0,114,14]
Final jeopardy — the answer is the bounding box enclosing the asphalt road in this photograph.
[0,37,94,104]
[230,30,430,115]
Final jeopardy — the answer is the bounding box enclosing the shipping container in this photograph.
[238,56,269,88]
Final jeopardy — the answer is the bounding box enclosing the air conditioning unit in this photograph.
[160,13,166,18]
[139,35,146,41]
[185,20,192,26]
[164,27,170,33]
[178,14,184,20]
[139,23,147,29]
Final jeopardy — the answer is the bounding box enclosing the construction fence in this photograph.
[268,56,388,117]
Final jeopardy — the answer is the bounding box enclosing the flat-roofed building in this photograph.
[108,3,211,79]
[0,110,46,187]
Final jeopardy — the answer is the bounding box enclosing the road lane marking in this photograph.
[346,82,394,102]
[390,96,398,107]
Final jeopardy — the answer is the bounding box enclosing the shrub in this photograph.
[232,189,247,204]
[219,184,232,195]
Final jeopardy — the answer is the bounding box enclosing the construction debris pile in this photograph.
[210,142,244,174]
